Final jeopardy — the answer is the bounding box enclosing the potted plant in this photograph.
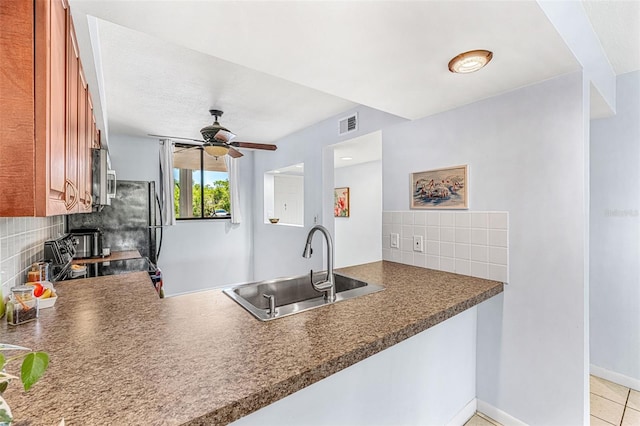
[0,344,49,425]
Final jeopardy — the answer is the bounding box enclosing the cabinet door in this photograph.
[37,0,69,216]
[77,65,91,212]
[65,13,80,213]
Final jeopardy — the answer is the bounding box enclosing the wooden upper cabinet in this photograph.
[0,0,100,217]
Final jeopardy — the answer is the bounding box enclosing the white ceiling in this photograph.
[69,0,638,151]
[583,0,640,75]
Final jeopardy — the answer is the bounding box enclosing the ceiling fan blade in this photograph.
[148,134,204,143]
[229,141,277,151]
[228,147,244,158]
[173,145,202,154]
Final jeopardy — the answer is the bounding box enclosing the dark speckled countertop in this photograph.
[2,261,502,425]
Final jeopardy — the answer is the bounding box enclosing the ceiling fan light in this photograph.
[448,49,493,73]
[204,143,229,158]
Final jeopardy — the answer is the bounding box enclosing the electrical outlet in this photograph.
[390,233,400,248]
[413,235,424,252]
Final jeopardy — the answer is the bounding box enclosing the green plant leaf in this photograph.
[0,353,4,370]
[20,352,49,392]
[0,408,11,423]
[0,381,8,394]
[0,394,11,422]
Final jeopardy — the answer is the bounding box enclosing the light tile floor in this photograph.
[463,375,640,426]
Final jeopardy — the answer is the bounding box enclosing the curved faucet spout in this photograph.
[302,225,336,302]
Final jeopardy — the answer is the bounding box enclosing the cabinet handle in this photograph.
[65,179,78,210]
[84,191,93,209]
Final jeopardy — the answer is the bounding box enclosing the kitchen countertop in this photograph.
[71,249,142,264]
[2,261,503,425]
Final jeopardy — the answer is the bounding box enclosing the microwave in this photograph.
[92,148,116,208]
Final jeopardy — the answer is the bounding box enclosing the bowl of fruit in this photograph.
[27,281,58,309]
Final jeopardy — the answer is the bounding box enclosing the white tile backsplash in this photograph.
[454,243,470,260]
[440,241,455,258]
[402,212,414,225]
[471,212,488,228]
[382,212,392,225]
[426,241,440,256]
[455,228,471,243]
[0,216,65,298]
[401,251,414,265]
[471,228,488,245]
[440,257,455,272]
[488,212,509,230]
[426,212,440,226]
[441,227,455,242]
[392,212,402,224]
[383,210,509,283]
[471,245,488,262]
[413,212,426,226]
[440,212,455,227]
[455,212,471,228]
[488,229,508,247]
[488,246,508,265]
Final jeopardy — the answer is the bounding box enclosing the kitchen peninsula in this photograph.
[2,261,503,425]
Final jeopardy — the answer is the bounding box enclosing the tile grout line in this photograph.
[591,413,617,426]
[619,389,631,426]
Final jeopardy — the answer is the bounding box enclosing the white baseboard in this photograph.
[477,400,528,426]
[591,364,640,391]
[446,398,477,426]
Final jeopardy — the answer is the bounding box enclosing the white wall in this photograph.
[334,160,382,268]
[273,175,304,226]
[383,73,588,424]
[109,134,254,295]
[252,106,405,281]
[231,306,478,426]
[590,71,640,386]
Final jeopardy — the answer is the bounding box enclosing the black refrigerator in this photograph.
[67,180,163,264]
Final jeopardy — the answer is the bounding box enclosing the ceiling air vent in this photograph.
[338,113,358,136]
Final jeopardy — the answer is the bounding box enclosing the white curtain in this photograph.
[224,155,242,224]
[159,139,176,226]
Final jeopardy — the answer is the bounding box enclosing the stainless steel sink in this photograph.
[222,271,384,321]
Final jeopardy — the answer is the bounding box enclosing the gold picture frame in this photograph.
[410,165,468,209]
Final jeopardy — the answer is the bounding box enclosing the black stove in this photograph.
[44,234,163,297]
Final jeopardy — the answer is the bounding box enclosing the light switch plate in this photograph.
[413,235,424,252]
[390,233,400,248]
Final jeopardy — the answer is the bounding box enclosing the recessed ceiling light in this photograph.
[295,164,303,168]
[341,156,353,160]
[273,170,281,174]
[448,50,493,74]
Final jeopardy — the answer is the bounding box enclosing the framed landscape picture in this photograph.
[410,165,468,209]
[334,187,350,217]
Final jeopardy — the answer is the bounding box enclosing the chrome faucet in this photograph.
[302,225,336,302]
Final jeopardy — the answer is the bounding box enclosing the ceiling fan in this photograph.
[149,109,277,158]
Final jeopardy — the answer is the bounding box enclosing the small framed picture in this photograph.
[410,165,468,209]
[334,187,350,217]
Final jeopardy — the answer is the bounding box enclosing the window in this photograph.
[173,144,231,219]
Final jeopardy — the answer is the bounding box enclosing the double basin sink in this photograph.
[223,271,384,321]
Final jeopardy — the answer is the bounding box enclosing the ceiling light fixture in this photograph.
[341,156,353,160]
[204,142,229,158]
[448,49,493,74]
